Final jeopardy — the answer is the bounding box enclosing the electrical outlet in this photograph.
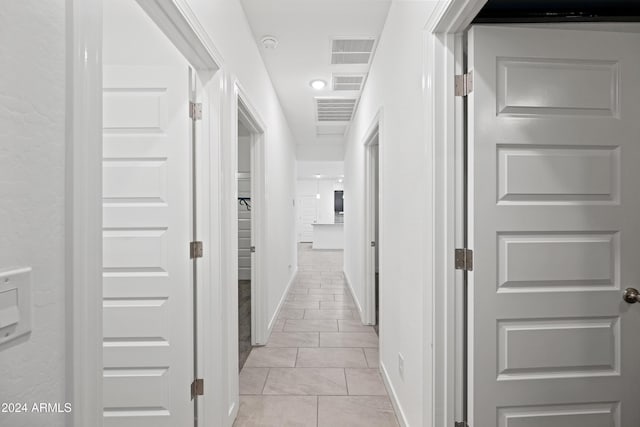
[398,353,405,380]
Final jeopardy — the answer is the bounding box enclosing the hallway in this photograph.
[234,244,399,427]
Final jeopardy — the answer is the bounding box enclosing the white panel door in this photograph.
[102,66,192,427]
[300,196,318,242]
[467,26,640,427]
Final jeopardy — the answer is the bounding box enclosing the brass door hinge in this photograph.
[189,102,202,120]
[190,241,203,259]
[455,71,473,97]
[191,378,204,399]
[455,248,473,271]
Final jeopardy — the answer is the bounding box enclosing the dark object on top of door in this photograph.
[474,0,640,23]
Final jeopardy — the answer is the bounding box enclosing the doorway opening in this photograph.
[235,94,267,359]
[364,122,380,333]
[237,119,253,370]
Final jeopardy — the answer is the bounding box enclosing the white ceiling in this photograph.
[240,0,391,152]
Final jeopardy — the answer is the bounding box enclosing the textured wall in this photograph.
[343,2,439,425]
[0,1,67,427]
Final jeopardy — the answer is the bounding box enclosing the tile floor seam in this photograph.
[260,368,270,395]
[343,368,349,395]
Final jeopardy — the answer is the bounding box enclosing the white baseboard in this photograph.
[267,268,298,334]
[343,271,365,322]
[380,361,409,427]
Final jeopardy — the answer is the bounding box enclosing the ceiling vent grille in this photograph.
[330,39,375,65]
[316,98,357,122]
[316,125,347,137]
[333,74,366,91]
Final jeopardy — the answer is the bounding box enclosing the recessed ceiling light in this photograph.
[310,80,327,90]
[260,35,279,49]
[338,179,343,183]
[315,174,321,179]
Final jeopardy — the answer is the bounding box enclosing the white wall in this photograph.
[343,2,438,426]
[297,160,344,179]
[296,142,344,161]
[0,2,67,426]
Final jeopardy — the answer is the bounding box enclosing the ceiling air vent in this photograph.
[316,125,347,137]
[333,74,366,91]
[330,38,375,65]
[316,98,357,122]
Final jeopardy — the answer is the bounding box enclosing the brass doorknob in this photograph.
[623,288,640,304]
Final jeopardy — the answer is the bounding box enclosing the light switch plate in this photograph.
[0,267,31,347]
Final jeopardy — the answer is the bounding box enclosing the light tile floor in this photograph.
[234,244,399,427]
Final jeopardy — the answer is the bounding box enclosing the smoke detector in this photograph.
[260,35,279,49]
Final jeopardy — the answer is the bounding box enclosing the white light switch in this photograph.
[0,267,31,347]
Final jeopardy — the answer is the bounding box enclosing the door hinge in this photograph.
[189,102,202,120]
[455,71,473,97]
[455,248,473,271]
[191,378,204,399]
[250,246,256,253]
[371,241,376,247]
[190,241,203,259]
[455,422,469,427]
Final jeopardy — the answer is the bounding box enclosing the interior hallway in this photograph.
[234,244,399,426]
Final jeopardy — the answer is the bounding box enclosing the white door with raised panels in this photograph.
[467,26,640,426]
[102,66,193,427]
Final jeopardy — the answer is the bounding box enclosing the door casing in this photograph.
[426,2,640,426]
[363,111,382,326]
[67,1,222,426]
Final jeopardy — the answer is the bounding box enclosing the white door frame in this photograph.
[219,80,268,422]
[424,0,488,426]
[67,1,222,426]
[363,110,382,325]
[236,86,268,346]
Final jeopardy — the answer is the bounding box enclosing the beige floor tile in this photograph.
[320,332,378,348]
[345,369,387,396]
[239,368,269,395]
[233,395,317,427]
[305,309,354,320]
[244,348,298,368]
[282,301,320,310]
[321,282,346,289]
[263,368,347,395]
[272,319,286,332]
[309,287,345,295]
[321,300,356,310]
[284,319,338,332]
[278,309,305,320]
[334,294,354,302]
[318,396,399,427]
[293,294,335,302]
[296,348,368,368]
[266,332,319,348]
[338,319,374,332]
[364,348,379,368]
[293,282,322,289]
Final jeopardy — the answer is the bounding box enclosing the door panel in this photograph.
[103,66,192,427]
[467,26,640,426]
